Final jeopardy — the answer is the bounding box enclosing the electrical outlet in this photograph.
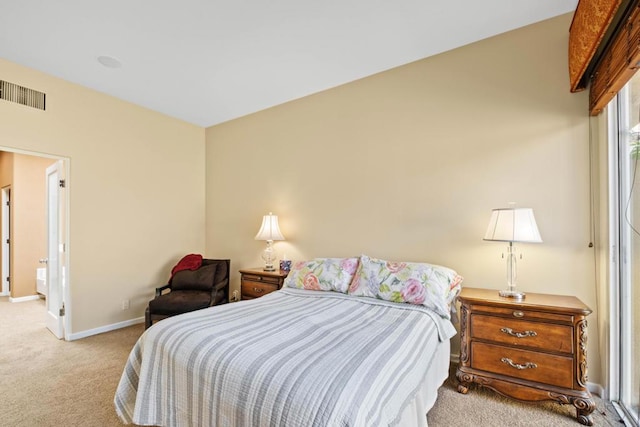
[121,299,130,310]
[232,290,239,302]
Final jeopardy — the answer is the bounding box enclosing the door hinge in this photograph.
[59,303,65,317]
[59,179,65,188]
[5,238,8,244]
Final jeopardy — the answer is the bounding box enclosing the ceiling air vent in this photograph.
[0,80,46,111]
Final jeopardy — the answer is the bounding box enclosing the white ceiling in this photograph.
[0,1,577,127]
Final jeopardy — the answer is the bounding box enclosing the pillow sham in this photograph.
[284,257,359,293]
[348,254,463,318]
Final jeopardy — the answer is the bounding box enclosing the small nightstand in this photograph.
[456,287,595,425]
[239,268,288,300]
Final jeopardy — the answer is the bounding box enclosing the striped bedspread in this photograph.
[114,288,456,427]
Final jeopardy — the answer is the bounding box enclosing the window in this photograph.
[610,72,640,426]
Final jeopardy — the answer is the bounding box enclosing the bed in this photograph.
[115,255,461,427]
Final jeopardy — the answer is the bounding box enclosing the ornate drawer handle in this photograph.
[500,327,537,338]
[501,357,537,370]
[513,311,524,318]
[253,287,264,293]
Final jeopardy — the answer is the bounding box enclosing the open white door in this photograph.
[1,186,10,296]
[45,161,64,339]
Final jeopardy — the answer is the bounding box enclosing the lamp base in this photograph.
[499,289,526,300]
[261,239,276,272]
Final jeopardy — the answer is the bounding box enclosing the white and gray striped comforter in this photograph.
[114,288,456,427]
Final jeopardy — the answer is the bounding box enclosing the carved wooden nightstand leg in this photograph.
[576,413,593,426]
[572,397,595,426]
[455,369,471,394]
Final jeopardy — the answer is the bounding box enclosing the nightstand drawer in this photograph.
[470,304,574,324]
[471,342,574,389]
[241,273,282,286]
[471,314,573,353]
[241,280,278,299]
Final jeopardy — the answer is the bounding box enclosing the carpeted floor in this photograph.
[0,296,626,426]
[426,364,622,426]
[0,296,143,427]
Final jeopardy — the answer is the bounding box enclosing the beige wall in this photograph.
[9,153,55,298]
[0,58,206,334]
[0,151,12,184]
[205,14,603,384]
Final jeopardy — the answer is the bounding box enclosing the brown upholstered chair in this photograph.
[144,258,230,329]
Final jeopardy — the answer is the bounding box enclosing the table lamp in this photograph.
[255,212,285,272]
[484,207,542,300]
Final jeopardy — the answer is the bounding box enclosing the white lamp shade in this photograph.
[254,212,285,241]
[483,208,542,243]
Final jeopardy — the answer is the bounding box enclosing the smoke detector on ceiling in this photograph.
[97,55,122,69]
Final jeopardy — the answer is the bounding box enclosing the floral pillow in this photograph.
[284,257,359,293]
[348,254,463,318]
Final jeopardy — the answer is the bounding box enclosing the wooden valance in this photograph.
[569,0,622,93]
[589,2,640,114]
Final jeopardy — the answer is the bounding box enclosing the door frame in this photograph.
[0,146,70,340]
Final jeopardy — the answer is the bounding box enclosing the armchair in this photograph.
[144,258,230,329]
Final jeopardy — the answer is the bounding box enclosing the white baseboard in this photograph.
[588,382,605,399]
[449,352,605,398]
[9,294,41,303]
[67,316,145,341]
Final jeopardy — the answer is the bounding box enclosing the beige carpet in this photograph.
[0,296,143,426]
[427,365,621,427]
[0,296,624,426]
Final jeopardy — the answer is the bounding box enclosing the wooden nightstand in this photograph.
[456,287,595,425]
[239,268,288,300]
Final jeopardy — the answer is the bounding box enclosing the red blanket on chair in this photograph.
[170,254,203,280]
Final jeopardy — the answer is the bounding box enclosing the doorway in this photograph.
[0,148,69,340]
